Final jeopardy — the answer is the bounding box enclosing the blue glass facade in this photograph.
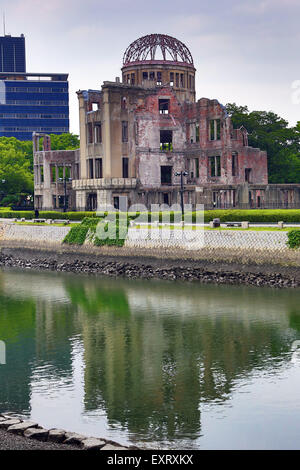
[0,74,69,140]
[0,35,26,73]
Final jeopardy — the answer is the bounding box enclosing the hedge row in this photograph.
[63,216,130,246]
[1,209,300,223]
[0,210,97,220]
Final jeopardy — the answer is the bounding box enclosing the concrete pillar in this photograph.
[103,87,112,177]
[76,190,87,212]
[96,189,113,211]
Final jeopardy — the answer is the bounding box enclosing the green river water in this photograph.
[0,268,300,449]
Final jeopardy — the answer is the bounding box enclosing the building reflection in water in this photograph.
[0,270,300,447]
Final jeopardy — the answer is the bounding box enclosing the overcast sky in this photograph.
[1,0,299,134]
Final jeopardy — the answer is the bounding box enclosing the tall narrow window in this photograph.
[196,123,200,142]
[122,121,128,142]
[232,152,237,176]
[209,119,221,141]
[142,72,148,80]
[180,74,184,87]
[88,159,94,179]
[159,99,169,114]
[161,166,172,184]
[195,158,199,178]
[87,122,93,143]
[175,73,179,87]
[170,72,174,86]
[94,122,102,143]
[131,73,135,85]
[157,72,162,85]
[122,157,129,178]
[245,168,252,183]
[209,156,221,177]
[160,130,173,152]
[149,71,155,81]
[95,158,103,178]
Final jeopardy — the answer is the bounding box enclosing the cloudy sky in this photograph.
[2,0,299,134]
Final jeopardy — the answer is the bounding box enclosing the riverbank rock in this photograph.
[48,429,66,443]
[0,419,21,429]
[81,438,106,450]
[7,421,38,435]
[24,428,49,441]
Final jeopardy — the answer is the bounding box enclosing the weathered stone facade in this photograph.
[33,34,300,211]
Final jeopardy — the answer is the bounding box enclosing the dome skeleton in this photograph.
[123,34,194,66]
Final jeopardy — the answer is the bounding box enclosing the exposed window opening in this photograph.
[91,103,98,111]
[131,73,135,85]
[257,195,261,208]
[126,74,130,84]
[94,122,102,143]
[149,71,155,81]
[51,165,56,183]
[161,166,172,185]
[40,165,44,183]
[196,123,199,142]
[232,152,237,176]
[121,96,127,109]
[209,156,221,177]
[163,193,169,204]
[122,121,128,142]
[122,157,129,178]
[180,74,184,87]
[87,122,93,143]
[88,158,94,179]
[160,130,173,152]
[87,193,97,211]
[95,158,103,178]
[245,168,252,183]
[142,72,148,80]
[156,71,162,85]
[159,99,169,115]
[175,73,179,87]
[209,119,221,141]
[170,72,174,86]
[195,158,199,178]
[113,196,120,210]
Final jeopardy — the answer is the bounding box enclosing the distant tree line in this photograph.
[226,103,300,183]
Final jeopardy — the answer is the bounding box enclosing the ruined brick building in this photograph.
[34,34,300,211]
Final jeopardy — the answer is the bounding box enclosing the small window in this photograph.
[91,103,98,111]
[160,130,172,152]
[121,97,127,109]
[159,99,169,115]
[122,121,128,142]
[163,193,169,205]
[180,74,184,87]
[209,156,221,177]
[122,157,129,178]
[161,166,172,184]
[131,73,135,85]
[157,72,162,85]
[149,72,155,81]
[113,196,120,210]
[175,73,179,87]
[142,72,148,80]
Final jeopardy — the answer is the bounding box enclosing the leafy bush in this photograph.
[63,225,89,245]
[287,230,300,249]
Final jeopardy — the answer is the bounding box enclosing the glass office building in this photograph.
[0,72,69,140]
[0,34,26,73]
[0,35,69,141]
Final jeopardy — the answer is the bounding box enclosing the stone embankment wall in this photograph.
[1,222,300,288]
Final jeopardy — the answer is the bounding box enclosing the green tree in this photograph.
[226,103,300,183]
